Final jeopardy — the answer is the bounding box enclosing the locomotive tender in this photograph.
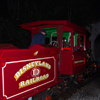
[0,20,93,100]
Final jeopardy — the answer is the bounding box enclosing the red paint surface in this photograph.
[60,50,73,75]
[73,51,86,74]
[0,45,59,100]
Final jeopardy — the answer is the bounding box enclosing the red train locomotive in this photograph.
[0,20,97,100]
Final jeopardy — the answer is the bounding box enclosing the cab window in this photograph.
[80,35,85,50]
[80,35,84,49]
[73,33,85,51]
[63,32,71,48]
[73,33,79,50]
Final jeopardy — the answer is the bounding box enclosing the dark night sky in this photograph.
[0,0,100,47]
[0,0,100,26]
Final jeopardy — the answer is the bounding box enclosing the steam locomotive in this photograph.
[0,20,97,100]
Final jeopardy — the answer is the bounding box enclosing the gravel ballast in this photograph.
[68,72,100,100]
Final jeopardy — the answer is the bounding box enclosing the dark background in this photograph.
[0,0,100,48]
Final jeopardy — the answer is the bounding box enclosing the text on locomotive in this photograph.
[14,61,51,81]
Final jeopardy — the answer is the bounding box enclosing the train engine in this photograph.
[0,20,97,100]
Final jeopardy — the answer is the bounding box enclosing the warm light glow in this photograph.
[3,97,6,100]
[2,63,5,66]
[62,48,71,51]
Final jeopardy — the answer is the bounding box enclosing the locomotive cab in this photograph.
[43,27,87,75]
[19,20,87,76]
[60,32,86,75]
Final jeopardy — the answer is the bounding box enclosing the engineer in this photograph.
[30,30,46,45]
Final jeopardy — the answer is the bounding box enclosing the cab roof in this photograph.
[18,20,87,34]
